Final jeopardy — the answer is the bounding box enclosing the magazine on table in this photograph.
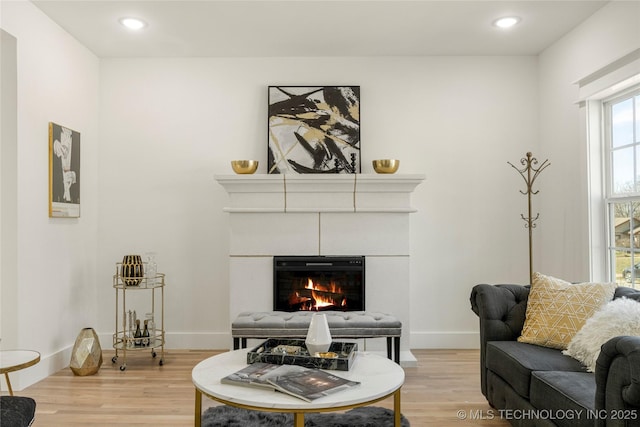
[266,367,360,402]
[221,363,360,402]
[220,362,303,389]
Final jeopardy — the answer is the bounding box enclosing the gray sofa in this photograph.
[470,284,640,427]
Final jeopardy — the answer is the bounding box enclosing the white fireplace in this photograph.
[216,173,424,365]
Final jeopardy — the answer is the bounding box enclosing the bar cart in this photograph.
[112,263,165,371]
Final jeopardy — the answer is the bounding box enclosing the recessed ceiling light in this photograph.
[493,16,521,29]
[119,17,147,30]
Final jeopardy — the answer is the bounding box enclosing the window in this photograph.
[605,87,640,287]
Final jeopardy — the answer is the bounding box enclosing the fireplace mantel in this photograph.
[215,173,424,366]
[215,174,425,213]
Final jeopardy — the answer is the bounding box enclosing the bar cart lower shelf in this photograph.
[112,268,165,371]
[111,339,164,371]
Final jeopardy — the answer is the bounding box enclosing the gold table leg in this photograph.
[4,373,13,396]
[394,388,401,427]
[194,388,202,427]
[294,412,304,427]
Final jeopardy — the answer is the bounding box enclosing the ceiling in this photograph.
[31,0,609,58]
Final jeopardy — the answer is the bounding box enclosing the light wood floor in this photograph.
[15,349,509,426]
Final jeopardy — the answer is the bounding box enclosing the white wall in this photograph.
[98,56,537,350]
[0,0,99,389]
[537,1,640,281]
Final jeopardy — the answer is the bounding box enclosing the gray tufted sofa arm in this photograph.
[595,336,640,427]
[470,284,530,397]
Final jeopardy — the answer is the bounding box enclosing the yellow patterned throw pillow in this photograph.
[518,272,616,349]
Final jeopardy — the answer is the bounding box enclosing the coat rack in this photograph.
[508,152,550,284]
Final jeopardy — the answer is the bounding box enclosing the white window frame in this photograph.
[579,48,640,283]
[602,88,640,286]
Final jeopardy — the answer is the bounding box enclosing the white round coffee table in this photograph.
[192,349,404,427]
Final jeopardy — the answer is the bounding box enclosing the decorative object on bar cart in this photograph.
[372,159,399,174]
[120,254,144,286]
[507,152,550,284]
[144,252,157,286]
[69,327,103,376]
[231,160,259,174]
[305,312,332,355]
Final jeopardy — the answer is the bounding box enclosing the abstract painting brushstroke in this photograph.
[268,86,360,174]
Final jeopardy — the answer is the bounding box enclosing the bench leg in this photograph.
[386,337,392,360]
[394,337,400,364]
[233,338,249,350]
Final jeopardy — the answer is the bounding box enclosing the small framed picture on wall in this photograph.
[49,122,80,218]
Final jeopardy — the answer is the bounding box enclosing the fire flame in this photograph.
[303,278,344,309]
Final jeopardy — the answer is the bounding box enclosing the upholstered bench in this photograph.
[232,311,402,363]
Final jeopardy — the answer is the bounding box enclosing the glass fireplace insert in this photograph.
[273,256,365,312]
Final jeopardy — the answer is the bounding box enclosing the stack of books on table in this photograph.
[221,362,360,402]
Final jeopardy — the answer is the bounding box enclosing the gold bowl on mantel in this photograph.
[231,160,259,174]
[372,159,399,174]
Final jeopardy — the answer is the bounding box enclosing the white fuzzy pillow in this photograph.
[563,297,640,372]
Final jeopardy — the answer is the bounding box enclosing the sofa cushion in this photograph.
[486,370,558,427]
[530,371,595,427]
[563,297,640,372]
[486,341,586,399]
[518,272,616,349]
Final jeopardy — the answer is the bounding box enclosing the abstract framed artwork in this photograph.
[268,86,360,174]
[49,122,80,217]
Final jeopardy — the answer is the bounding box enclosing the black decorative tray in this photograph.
[246,338,357,371]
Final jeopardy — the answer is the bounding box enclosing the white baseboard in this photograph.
[410,331,479,349]
[97,331,232,351]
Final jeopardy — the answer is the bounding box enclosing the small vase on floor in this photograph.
[70,327,103,376]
